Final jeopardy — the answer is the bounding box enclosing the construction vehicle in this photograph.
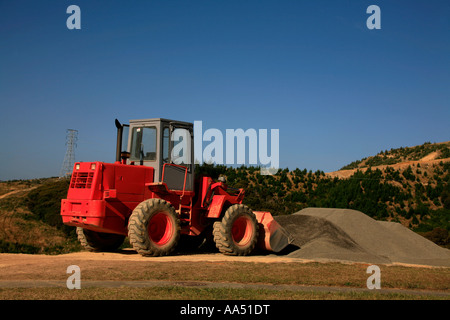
[61,118,292,256]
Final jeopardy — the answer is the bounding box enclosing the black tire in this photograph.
[128,198,180,257]
[76,227,125,252]
[213,204,259,256]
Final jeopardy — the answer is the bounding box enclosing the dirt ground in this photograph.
[1,249,449,300]
[0,250,310,282]
[0,248,447,282]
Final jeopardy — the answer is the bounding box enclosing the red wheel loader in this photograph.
[61,118,292,256]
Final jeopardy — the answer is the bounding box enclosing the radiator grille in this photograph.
[70,172,94,189]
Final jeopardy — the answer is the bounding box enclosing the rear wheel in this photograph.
[213,204,259,256]
[128,198,180,257]
[76,227,125,252]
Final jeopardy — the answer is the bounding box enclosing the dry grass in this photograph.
[2,258,448,297]
[0,286,446,300]
[56,261,449,292]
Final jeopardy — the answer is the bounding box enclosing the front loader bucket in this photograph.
[254,211,294,253]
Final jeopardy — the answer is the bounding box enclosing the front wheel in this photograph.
[128,198,180,257]
[213,204,259,256]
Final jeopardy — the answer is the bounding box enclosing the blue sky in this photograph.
[1,0,449,180]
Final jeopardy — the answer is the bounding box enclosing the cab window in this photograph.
[130,127,157,161]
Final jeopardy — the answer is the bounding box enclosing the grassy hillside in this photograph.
[0,141,449,254]
[0,178,81,254]
[341,141,450,170]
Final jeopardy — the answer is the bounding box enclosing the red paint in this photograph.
[148,212,174,246]
[232,215,254,247]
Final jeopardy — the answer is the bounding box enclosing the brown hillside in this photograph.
[327,157,450,180]
[0,179,80,254]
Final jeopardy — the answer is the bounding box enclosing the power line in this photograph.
[59,129,78,178]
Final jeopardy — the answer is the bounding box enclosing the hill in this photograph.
[0,178,81,254]
[0,141,449,254]
[339,141,450,170]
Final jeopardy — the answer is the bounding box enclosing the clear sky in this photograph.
[1,0,449,180]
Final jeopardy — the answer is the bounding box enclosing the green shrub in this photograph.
[26,179,75,238]
[0,239,40,254]
[420,228,449,248]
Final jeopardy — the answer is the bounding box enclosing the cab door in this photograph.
[161,122,194,191]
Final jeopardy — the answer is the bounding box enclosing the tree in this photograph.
[441,184,450,210]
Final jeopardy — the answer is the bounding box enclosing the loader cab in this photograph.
[115,118,194,191]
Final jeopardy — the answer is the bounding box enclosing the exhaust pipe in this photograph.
[115,119,123,162]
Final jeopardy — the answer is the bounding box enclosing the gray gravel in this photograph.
[275,208,450,267]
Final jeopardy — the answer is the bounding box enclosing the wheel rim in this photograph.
[148,212,173,246]
[231,216,254,247]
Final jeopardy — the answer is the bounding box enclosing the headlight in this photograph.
[90,163,96,170]
[75,164,80,170]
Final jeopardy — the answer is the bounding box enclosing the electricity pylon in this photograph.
[59,129,78,178]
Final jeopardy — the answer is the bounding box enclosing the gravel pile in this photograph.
[275,208,450,267]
